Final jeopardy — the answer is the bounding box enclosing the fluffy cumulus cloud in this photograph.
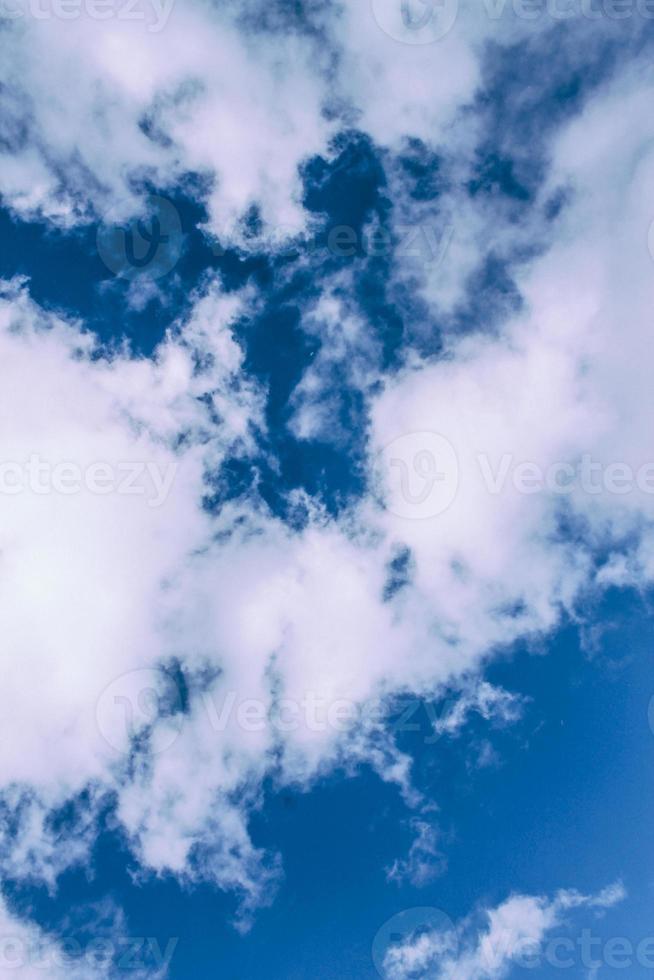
[1,0,654,962]
[368,54,654,631]
[0,276,270,902]
[0,0,331,232]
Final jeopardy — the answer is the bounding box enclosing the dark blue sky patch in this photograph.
[470,22,653,205]
[0,186,272,356]
[397,138,447,203]
[207,132,402,514]
[301,131,389,235]
[233,0,333,38]
[447,250,525,337]
[467,152,532,203]
[383,545,414,601]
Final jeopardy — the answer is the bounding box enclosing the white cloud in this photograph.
[0,1,331,234]
[386,815,446,887]
[0,277,272,904]
[0,893,167,979]
[382,882,626,980]
[366,55,654,679]
[434,683,528,737]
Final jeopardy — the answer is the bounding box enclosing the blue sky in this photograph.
[0,2,653,978]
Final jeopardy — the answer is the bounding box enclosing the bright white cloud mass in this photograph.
[0,0,652,974]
